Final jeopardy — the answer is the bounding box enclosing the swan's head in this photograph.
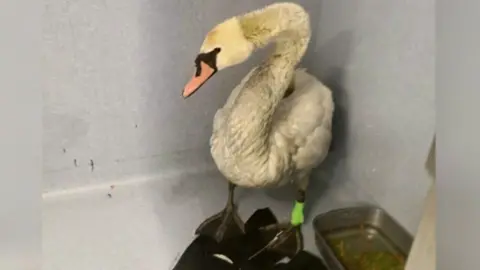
[183,18,254,98]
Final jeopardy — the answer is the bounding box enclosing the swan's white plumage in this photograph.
[211,68,333,189]
[203,3,334,191]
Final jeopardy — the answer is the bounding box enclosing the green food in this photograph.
[327,238,405,270]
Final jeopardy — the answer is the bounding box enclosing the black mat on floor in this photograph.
[171,208,328,270]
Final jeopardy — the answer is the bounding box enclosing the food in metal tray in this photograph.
[327,234,405,270]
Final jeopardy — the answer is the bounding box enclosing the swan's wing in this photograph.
[271,69,334,171]
[273,69,332,138]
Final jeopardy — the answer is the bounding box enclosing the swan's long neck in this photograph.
[222,3,311,164]
[240,3,311,70]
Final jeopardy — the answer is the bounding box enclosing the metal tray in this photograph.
[313,206,413,270]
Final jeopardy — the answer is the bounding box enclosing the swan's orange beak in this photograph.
[183,61,216,98]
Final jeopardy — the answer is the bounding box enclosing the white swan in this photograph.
[182,2,334,256]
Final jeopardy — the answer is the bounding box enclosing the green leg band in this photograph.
[290,201,305,226]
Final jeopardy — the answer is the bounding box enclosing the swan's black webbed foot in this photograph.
[195,183,245,242]
[254,222,303,258]
[250,188,306,258]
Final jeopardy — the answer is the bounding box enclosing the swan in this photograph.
[182,2,334,256]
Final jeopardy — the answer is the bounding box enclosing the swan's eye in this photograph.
[195,48,221,75]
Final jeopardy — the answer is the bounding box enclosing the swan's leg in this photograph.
[291,174,309,226]
[254,176,309,258]
[253,197,304,258]
[291,189,306,226]
[195,183,245,242]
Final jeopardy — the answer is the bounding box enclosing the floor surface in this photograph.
[43,168,379,270]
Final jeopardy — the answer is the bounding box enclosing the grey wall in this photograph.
[43,0,434,231]
[305,0,435,232]
[43,0,325,191]
[43,0,309,191]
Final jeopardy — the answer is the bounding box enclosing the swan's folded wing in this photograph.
[271,70,334,171]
